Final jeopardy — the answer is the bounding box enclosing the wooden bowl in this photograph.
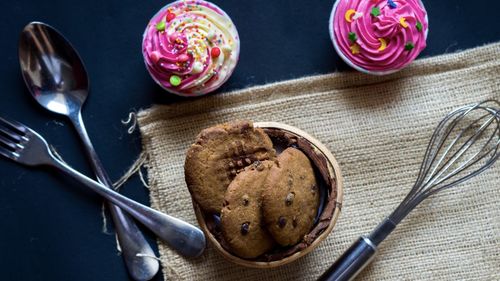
[193,122,343,268]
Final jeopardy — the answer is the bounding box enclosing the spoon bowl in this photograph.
[19,22,88,116]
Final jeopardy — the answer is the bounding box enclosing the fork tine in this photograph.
[0,116,27,135]
[0,126,23,143]
[0,146,17,161]
[0,134,19,151]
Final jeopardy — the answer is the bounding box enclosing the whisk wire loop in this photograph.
[389,100,499,225]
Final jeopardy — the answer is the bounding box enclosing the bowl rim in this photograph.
[193,121,344,268]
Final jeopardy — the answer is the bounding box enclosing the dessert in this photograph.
[329,0,428,74]
[262,148,319,246]
[184,120,275,213]
[220,161,276,258]
[142,0,240,96]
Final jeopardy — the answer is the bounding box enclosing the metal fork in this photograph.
[0,116,206,257]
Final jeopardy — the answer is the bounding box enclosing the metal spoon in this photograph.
[18,21,159,281]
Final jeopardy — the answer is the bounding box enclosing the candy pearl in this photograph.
[211,47,221,58]
[191,61,204,74]
[178,54,189,62]
[169,32,180,41]
[169,75,182,86]
[155,21,166,32]
[221,44,232,53]
[166,12,176,22]
[150,51,162,63]
[207,29,216,40]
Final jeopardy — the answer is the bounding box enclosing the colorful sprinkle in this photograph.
[178,54,189,62]
[399,17,409,28]
[352,12,364,20]
[345,9,356,22]
[370,7,381,17]
[416,21,423,31]
[405,42,415,51]
[348,32,358,43]
[211,47,221,57]
[166,12,176,22]
[388,0,397,9]
[169,75,182,86]
[378,38,387,51]
[350,44,360,54]
[156,21,166,32]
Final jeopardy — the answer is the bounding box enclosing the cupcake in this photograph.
[329,0,428,75]
[142,0,240,96]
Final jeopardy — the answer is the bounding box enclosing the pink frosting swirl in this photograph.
[142,0,240,96]
[331,0,428,73]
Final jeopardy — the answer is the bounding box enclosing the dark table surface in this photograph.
[1,0,499,280]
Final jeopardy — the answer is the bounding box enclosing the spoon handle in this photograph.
[70,111,159,280]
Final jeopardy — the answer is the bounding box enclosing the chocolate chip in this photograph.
[285,192,295,206]
[241,222,250,235]
[242,195,249,206]
[278,216,287,228]
[292,217,298,228]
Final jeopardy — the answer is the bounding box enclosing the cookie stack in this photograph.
[185,120,320,259]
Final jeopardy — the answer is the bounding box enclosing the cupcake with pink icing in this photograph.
[142,0,240,96]
[329,0,428,75]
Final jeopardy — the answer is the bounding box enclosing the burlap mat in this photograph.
[137,43,500,280]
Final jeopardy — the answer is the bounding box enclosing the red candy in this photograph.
[211,47,221,58]
[166,12,176,22]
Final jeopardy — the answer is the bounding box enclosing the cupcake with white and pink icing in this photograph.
[142,0,240,96]
[329,0,428,75]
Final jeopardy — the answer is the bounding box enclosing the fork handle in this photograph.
[49,153,206,258]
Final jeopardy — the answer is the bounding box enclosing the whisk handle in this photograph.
[317,218,396,281]
[317,236,377,281]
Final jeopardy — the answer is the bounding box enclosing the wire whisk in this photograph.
[319,100,500,281]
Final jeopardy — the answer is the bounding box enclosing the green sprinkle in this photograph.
[348,32,357,43]
[156,21,166,32]
[169,75,182,86]
[371,7,381,17]
[405,42,415,51]
[416,21,423,32]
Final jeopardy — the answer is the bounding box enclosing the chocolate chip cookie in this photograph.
[185,120,276,213]
[220,160,276,258]
[262,147,319,246]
